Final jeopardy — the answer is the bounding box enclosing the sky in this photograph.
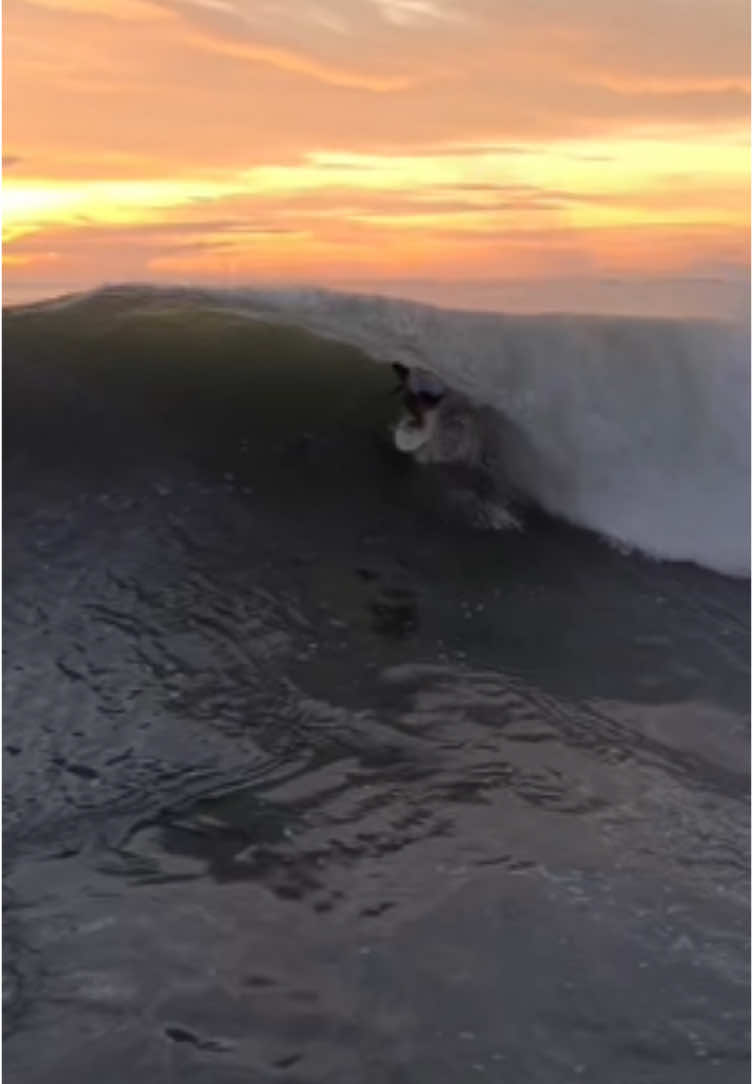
[3,0,751,314]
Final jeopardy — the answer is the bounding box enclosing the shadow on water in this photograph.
[3,288,750,1083]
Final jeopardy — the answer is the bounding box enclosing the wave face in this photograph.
[15,284,750,576]
[190,285,749,578]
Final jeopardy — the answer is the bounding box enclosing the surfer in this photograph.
[392,363,447,453]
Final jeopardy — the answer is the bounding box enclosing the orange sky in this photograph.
[3,0,751,314]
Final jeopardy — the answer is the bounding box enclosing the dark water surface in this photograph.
[4,291,750,1082]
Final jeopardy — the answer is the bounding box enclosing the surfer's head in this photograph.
[392,363,446,425]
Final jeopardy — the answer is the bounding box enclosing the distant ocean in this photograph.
[4,284,750,1083]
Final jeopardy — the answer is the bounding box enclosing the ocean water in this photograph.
[3,285,750,1082]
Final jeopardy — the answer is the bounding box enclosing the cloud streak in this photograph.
[182,31,425,90]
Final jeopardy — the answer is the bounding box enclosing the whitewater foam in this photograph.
[44,285,753,577]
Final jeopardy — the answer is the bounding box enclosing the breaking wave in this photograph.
[19,284,752,576]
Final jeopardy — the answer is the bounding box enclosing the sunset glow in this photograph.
[3,0,750,314]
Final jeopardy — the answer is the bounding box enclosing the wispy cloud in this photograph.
[182,31,424,90]
[172,0,237,14]
[23,0,172,21]
[576,71,751,97]
[371,0,461,27]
